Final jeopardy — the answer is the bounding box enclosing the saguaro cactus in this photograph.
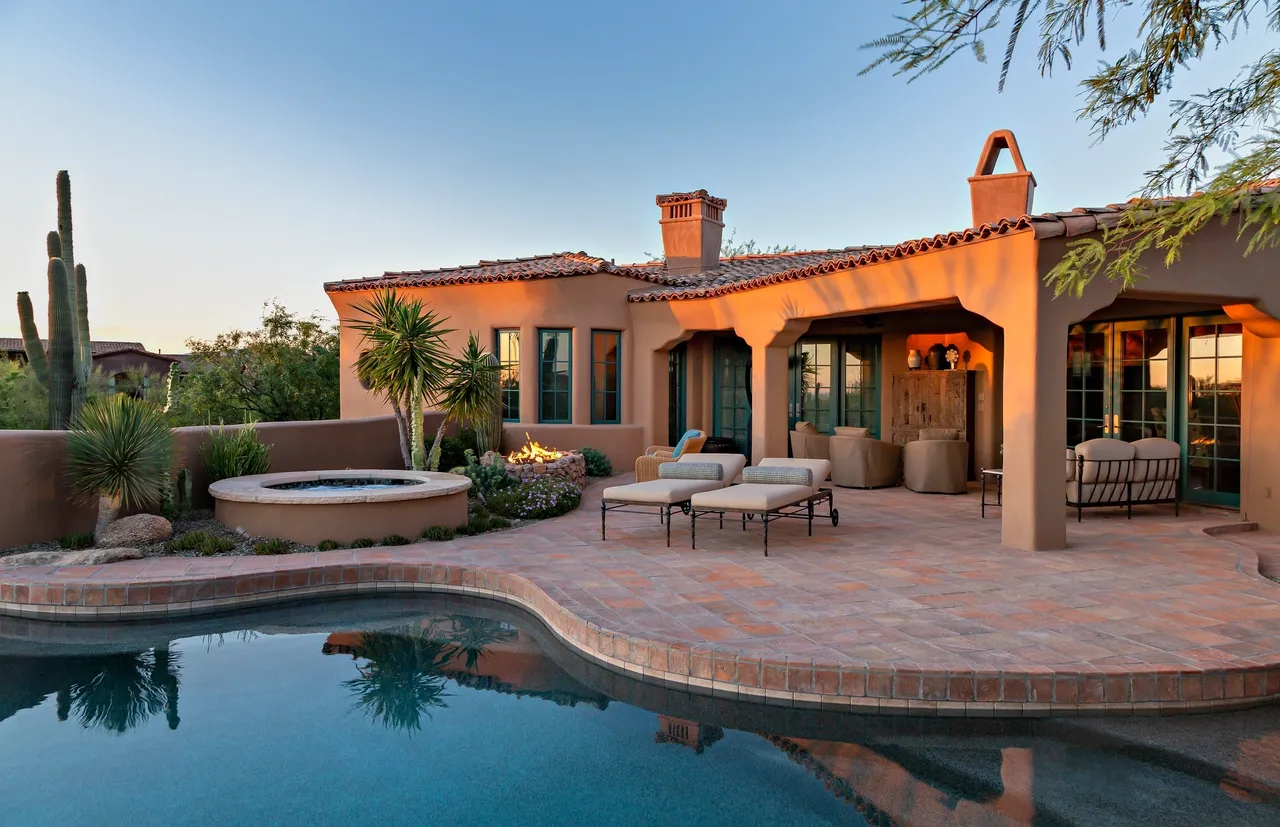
[15,171,92,429]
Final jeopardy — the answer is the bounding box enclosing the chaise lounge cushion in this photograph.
[603,478,723,504]
[691,483,815,512]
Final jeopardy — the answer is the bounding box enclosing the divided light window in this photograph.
[591,330,622,424]
[495,329,520,422]
[538,329,572,423]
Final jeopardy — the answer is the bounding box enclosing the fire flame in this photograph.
[507,434,564,465]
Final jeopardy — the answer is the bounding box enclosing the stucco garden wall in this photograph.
[0,414,439,549]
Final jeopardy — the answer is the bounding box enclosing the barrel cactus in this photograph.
[15,170,93,429]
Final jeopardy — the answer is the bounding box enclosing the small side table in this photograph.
[980,468,1003,518]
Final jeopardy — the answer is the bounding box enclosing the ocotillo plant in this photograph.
[15,171,92,429]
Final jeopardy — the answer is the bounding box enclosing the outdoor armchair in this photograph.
[903,428,969,494]
[829,428,901,488]
[788,421,830,460]
[635,430,707,482]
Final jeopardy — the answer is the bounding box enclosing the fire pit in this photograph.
[481,435,586,486]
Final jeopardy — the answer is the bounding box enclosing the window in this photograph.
[591,330,622,424]
[495,330,520,421]
[538,329,572,423]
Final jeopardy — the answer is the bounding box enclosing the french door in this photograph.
[667,343,687,445]
[712,338,751,455]
[1182,318,1243,506]
[1066,320,1173,447]
[789,337,881,437]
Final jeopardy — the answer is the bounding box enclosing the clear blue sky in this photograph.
[0,1,1263,353]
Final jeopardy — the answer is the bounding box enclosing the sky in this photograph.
[0,1,1267,354]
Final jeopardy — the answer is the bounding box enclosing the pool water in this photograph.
[266,478,423,492]
[1,596,1278,827]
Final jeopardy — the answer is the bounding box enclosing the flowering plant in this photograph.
[487,475,582,520]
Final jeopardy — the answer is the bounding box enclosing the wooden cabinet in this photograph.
[890,370,976,475]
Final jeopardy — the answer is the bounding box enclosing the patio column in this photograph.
[748,343,790,465]
[999,307,1068,550]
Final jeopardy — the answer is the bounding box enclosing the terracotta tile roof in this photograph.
[326,180,1280,303]
[323,252,665,293]
[655,189,727,208]
[0,338,164,357]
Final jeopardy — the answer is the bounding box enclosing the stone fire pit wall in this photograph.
[481,450,587,487]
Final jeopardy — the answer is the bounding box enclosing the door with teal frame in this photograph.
[1181,317,1243,507]
[788,336,881,437]
[713,338,751,455]
[667,342,687,446]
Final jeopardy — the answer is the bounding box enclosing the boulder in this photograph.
[0,547,144,567]
[0,551,67,567]
[97,514,173,548]
[63,547,144,565]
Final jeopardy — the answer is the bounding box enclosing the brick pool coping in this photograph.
[2,551,1279,718]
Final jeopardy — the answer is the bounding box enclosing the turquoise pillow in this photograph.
[671,429,703,459]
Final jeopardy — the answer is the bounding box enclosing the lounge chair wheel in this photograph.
[830,508,839,526]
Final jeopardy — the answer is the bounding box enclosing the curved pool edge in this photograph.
[1,559,1278,719]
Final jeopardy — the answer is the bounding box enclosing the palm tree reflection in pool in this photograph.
[52,645,181,733]
[342,617,518,734]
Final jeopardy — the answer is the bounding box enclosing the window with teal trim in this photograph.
[538,329,572,423]
[591,330,621,424]
[495,329,521,422]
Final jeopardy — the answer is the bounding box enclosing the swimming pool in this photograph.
[1,595,1277,826]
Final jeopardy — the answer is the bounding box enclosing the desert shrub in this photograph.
[316,539,340,551]
[579,447,612,477]
[380,534,411,546]
[486,516,512,530]
[201,423,271,484]
[350,537,375,548]
[438,428,479,472]
[487,475,582,520]
[253,538,291,556]
[421,526,455,541]
[454,523,477,537]
[58,532,95,550]
[169,530,235,556]
[460,449,516,501]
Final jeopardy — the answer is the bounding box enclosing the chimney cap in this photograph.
[971,129,1035,184]
[655,190,727,209]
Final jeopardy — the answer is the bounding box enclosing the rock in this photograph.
[62,547,143,565]
[0,547,142,567]
[0,551,67,567]
[97,514,173,548]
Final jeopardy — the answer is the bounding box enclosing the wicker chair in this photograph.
[635,433,707,482]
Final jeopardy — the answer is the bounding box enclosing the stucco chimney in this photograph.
[657,190,726,275]
[968,130,1035,226]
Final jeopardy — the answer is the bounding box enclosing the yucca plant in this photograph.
[427,331,502,468]
[346,291,453,471]
[66,395,173,539]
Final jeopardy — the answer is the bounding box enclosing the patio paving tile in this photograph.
[3,476,1280,715]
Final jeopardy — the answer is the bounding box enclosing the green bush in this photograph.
[169,530,235,556]
[487,475,582,520]
[380,534,411,546]
[460,449,516,501]
[58,532,95,550]
[438,428,479,472]
[421,525,455,541]
[579,447,612,477]
[201,423,271,484]
[253,538,291,555]
[487,515,512,530]
[351,537,375,548]
[454,523,476,537]
[317,539,340,551]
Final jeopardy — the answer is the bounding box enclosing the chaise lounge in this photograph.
[688,458,837,556]
[601,453,748,546]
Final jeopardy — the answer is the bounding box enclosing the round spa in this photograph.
[208,470,471,545]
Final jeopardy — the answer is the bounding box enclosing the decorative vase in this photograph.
[925,344,948,371]
[906,349,922,370]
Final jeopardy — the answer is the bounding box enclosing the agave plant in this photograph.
[66,394,173,538]
[346,291,453,471]
[427,332,502,469]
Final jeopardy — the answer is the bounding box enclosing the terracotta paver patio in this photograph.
[3,477,1280,716]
